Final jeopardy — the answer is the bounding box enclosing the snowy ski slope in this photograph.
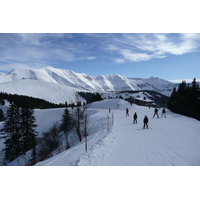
[35,99,200,166]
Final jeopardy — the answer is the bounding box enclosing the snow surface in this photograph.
[0,79,84,104]
[32,99,200,166]
[1,99,200,199]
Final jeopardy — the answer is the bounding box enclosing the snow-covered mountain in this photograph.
[0,66,176,104]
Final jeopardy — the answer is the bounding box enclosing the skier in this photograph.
[161,108,166,118]
[153,107,159,118]
[133,112,137,124]
[143,115,149,129]
[126,108,129,117]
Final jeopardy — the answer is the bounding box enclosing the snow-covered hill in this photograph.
[0,66,176,104]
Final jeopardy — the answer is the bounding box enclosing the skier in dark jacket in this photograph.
[153,107,159,118]
[161,108,166,118]
[133,112,137,124]
[143,115,149,129]
[126,108,129,117]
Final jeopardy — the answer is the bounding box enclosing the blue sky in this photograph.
[0,33,200,82]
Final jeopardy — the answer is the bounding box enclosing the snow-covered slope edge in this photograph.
[0,79,87,104]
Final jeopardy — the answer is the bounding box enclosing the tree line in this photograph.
[78,92,103,103]
[167,78,200,121]
[0,91,104,109]
[0,92,62,109]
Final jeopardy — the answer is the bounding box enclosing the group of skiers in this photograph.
[126,107,166,129]
[132,112,149,129]
[153,107,166,118]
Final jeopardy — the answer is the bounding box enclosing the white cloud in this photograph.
[154,34,167,41]
[181,33,200,40]
[86,56,96,60]
[17,33,42,46]
[114,58,125,64]
[16,33,68,46]
[154,50,165,56]
[0,63,41,73]
[104,33,200,63]
[121,49,154,62]
[105,44,120,51]
[0,33,95,72]
[154,39,197,55]
[53,48,74,62]
[140,33,200,55]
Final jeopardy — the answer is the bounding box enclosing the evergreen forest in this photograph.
[0,92,64,109]
[1,102,37,163]
[167,78,200,121]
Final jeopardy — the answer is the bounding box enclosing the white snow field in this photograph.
[36,99,200,166]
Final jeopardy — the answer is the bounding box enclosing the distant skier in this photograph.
[161,108,166,118]
[153,107,159,118]
[126,108,129,117]
[133,112,137,124]
[143,115,149,129]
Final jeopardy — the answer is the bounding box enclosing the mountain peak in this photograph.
[0,66,177,103]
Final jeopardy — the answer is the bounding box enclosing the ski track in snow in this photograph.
[34,99,200,166]
[76,104,200,166]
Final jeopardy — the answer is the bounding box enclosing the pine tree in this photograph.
[91,92,103,102]
[0,108,4,121]
[2,103,38,163]
[2,103,22,162]
[177,80,187,94]
[20,107,38,155]
[192,78,198,91]
[167,87,177,110]
[0,98,5,105]
[59,108,73,149]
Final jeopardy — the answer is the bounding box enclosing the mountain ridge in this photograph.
[0,66,177,104]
